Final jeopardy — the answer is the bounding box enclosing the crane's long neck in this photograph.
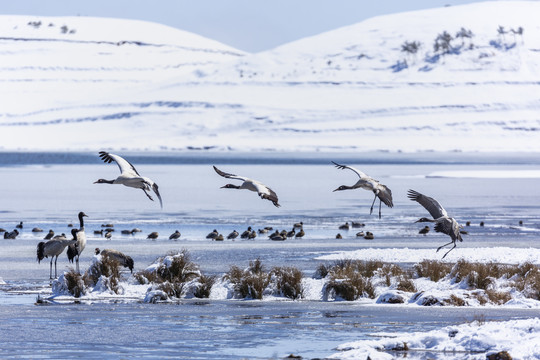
[79,213,86,230]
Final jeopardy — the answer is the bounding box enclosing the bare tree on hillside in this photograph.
[434,31,454,55]
[455,27,474,49]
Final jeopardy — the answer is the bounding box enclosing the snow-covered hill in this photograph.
[1,2,540,152]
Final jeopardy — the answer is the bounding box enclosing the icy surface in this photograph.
[331,317,540,359]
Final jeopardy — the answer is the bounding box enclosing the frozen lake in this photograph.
[1,152,539,359]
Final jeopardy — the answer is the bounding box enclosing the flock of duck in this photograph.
[2,151,471,279]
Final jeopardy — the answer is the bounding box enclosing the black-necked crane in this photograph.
[227,230,239,240]
[332,161,393,219]
[147,232,159,240]
[295,229,305,238]
[16,221,23,229]
[213,166,280,207]
[44,230,54,240]
[169,230,181,240]
[407,189,463,259]
[32,227,43,232]
[95,248,134,273]
[94,151,163,208]
[67,211,88,274]
[38,228,79,279]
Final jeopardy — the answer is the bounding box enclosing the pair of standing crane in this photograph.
[93,152,464,258]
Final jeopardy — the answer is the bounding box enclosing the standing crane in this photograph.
[67,211,88,274]
[37,228,79,279]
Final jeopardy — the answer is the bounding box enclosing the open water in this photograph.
[1,152,539,359]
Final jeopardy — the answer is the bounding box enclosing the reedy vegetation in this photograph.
[59,250,540,305]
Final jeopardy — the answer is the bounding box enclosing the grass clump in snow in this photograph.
[63,268,86,298]
[415,259,452,282]
[135,249,201,299]
[193,274,217,299]
[270,266,304,300]
[225,258,270,300]
[512,262,540,300]
[450,259,505,290]
[83,255,121,294]
[324,260,378,301]
[224,259,304,300]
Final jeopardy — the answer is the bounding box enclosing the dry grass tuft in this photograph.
[271,266,304,300]
[445,294,466,306]
[396,276,417,292]
[83,256,121,293]
[134,249,201,299]
[415,260,452,282]
[64,269,85,298]
[512,262,540,300]
[485,289,512,305]
[325,260,378,300]
[225,259,270,299]
[193,274,217,299]
[314,263,329,279]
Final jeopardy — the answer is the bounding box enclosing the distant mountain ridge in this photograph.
[1,2,539,153]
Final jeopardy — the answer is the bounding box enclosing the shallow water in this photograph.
[1,153,539,358]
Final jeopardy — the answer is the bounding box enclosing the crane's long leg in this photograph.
[75,256,80,274]
[441,242,457,259]
[49,258,53,280]
[54,255,58,279]
[142,189,154,201]
[379,199,382,219]
[370,194,377,215]
[436,240,454,252]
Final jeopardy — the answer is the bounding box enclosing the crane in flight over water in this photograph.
[332,161,393,219]
[213,166,280,207]
[94,151,163,208]
[407,189,464,258]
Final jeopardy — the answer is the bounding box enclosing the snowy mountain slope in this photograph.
[1,3,540,152]
[206,0,540,82]
[0,16,245,115]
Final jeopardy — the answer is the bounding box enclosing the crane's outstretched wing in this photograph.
[332,161,369,179]
[99,151,140,177]
[407,189,448,219]
[213,166,249,182]
[152,182,163,209]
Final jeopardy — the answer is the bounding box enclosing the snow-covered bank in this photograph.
[315,247,540,264]
[330,317,540,359]
[2,2,540,152]
[48,251,540,311]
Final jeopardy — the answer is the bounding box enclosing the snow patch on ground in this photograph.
[330,317,540,359]
[316,247,540,264]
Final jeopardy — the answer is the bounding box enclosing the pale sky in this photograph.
[1,0,503,52]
